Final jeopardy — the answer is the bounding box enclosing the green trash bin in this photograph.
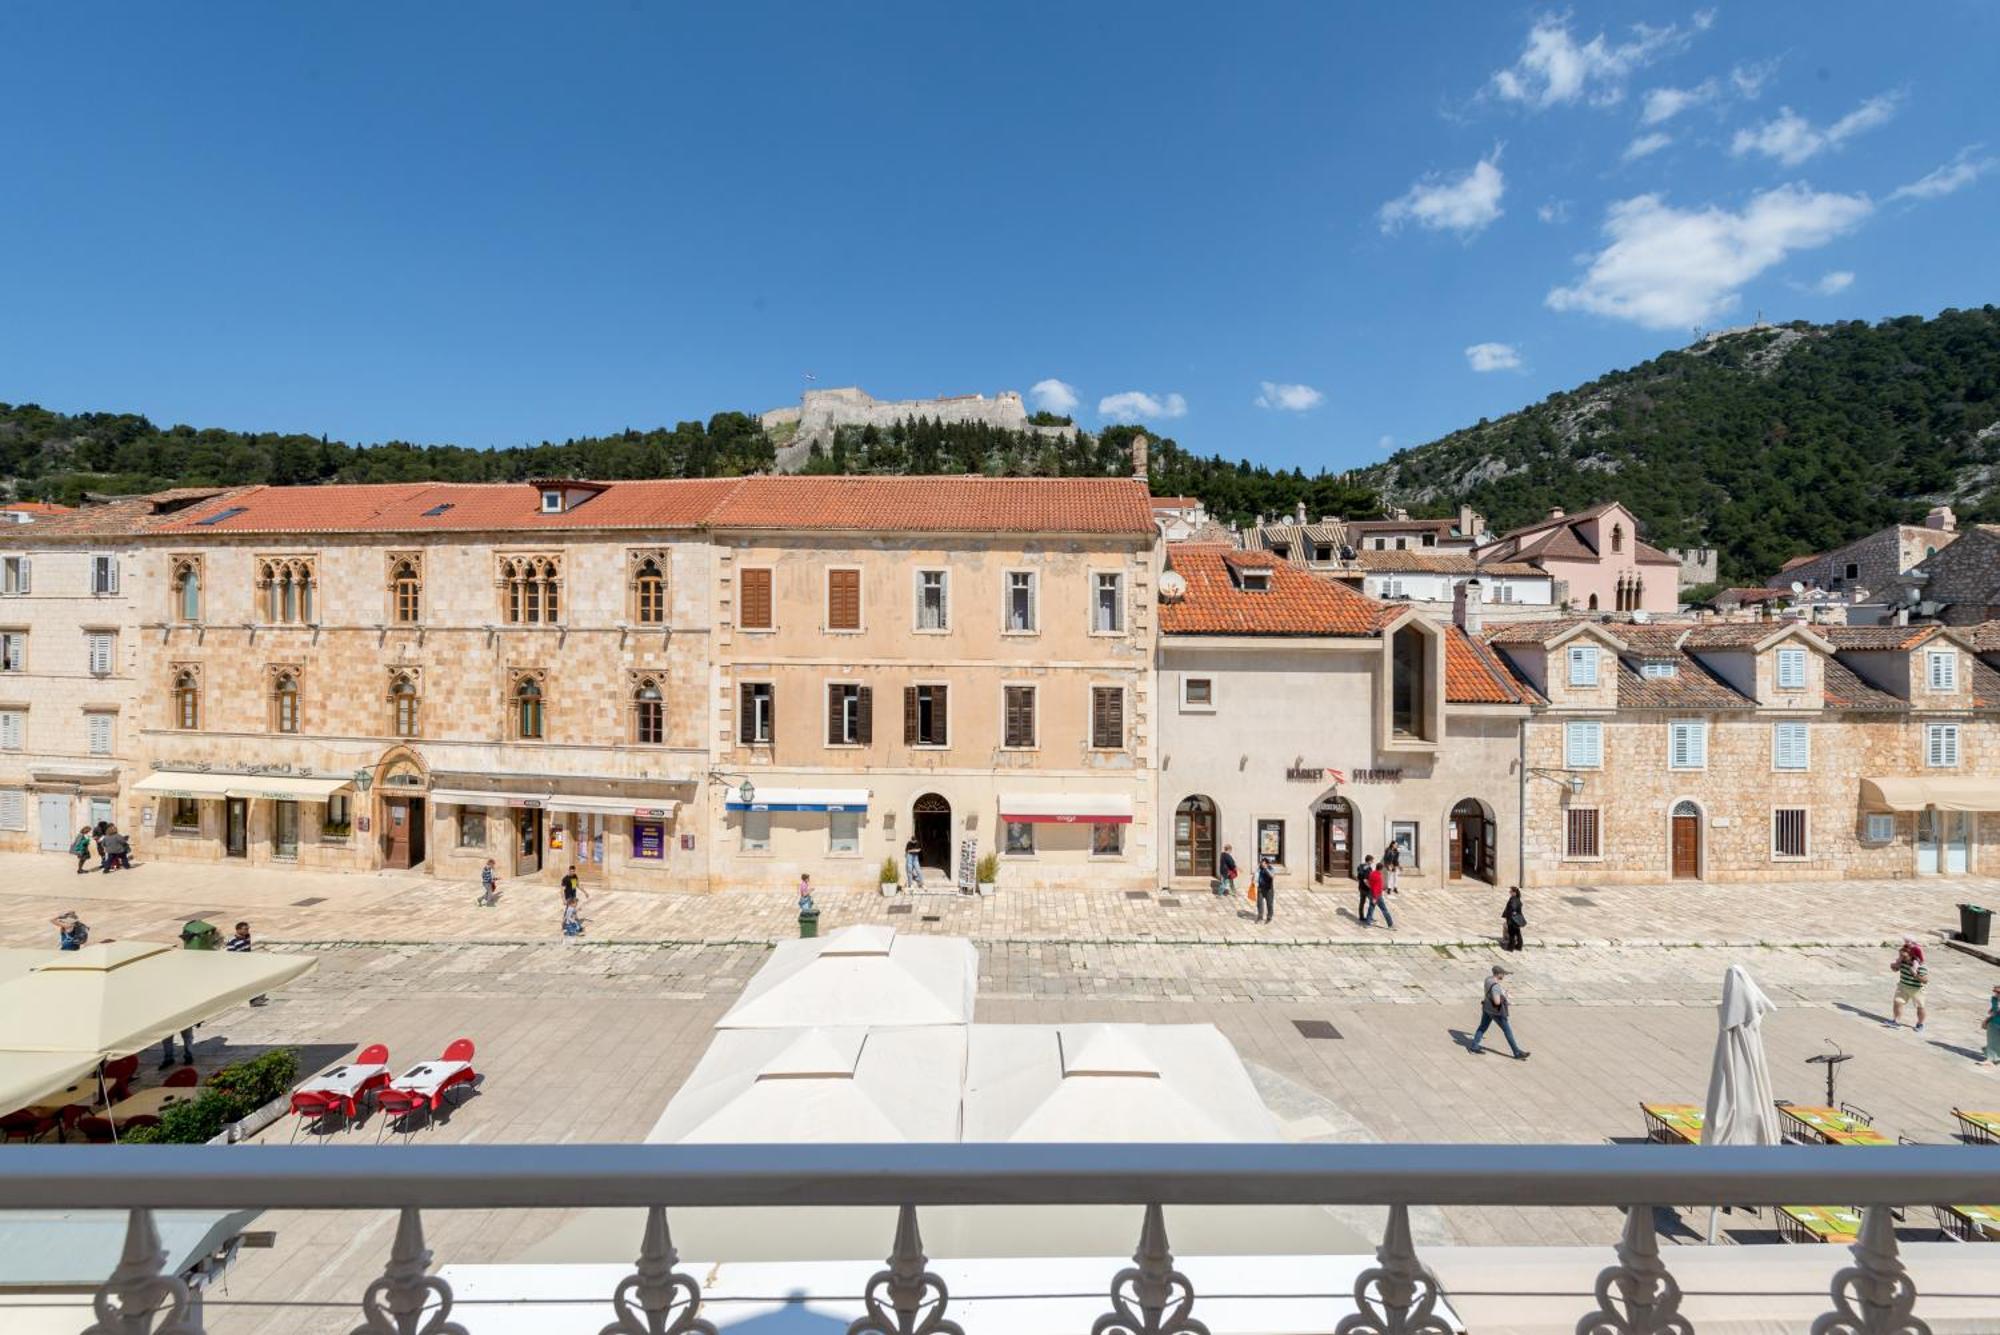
[1959,903,1992,947]
[180,919,220,950]
[798,908,820,940]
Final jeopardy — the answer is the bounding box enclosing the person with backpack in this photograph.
[100,825,131,872]
[1889,937,1928,1033]
[1353,853,1375,922]
[1470,964,1529,1060]
[1362,859,1394,929]
[70,826,94,874]
[52,912,89,950]
[1501,887,1526,952]
[1217,844,1238,899]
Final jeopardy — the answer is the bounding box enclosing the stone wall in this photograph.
[762,387,1075,470]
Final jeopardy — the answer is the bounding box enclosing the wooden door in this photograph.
[1670,814,1700,879]
[383,798,413,869]
[225,799,248,858]
[515,806,542,876]
[1174,798,1216,879]
[1316,804,1352,882]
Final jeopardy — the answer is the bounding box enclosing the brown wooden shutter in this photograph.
[1093,687,1124,749]
[856,686,873,744]
[740,568,771,629]
[739,682,756,745]
[904,686,918,745]
[933,684,947,746]
[828,570,860,630]
[1005,687,1033,748]
[827,685,843,745]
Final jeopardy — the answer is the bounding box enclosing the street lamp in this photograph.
[737,779,755,807]
[353,767,374,795]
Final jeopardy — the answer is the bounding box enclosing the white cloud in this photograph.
[1028,378,1079,415]
[1379,150,1505,237]
[1546,184,1875,330]
[1254,381,1325,412]
[1640,79,1717,125]
[1465,342,1524,373]
[1813,270,1855,295]
[1624,132,1673,162]
[1888,147,1997,202]
[1731,94,1900,166]
[1729,60,1777,99]
[1489,14,1702,110]
[1537,199,1571,224]
[1097,390,1188,422]
[1377,434,1397,453]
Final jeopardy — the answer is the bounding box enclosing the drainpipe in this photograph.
[1516,716,1528,890]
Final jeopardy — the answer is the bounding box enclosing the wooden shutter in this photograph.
[0,789,24,831]
[88,714,111,755]
[739,568,772,629]
[856,686,872,744]
[827,685,844,745]
[903,686,918,745]
[1005,687,1034,748]
[1093,687,1124,749]
[739,682,756,745]
[0,712,19,749]
[932,684,947,746]
[828,570,860,630]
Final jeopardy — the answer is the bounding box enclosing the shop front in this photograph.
[27,767,120,851]
[1861,776,2000,877]
[134,768,354,866]
[430,770,692,890]
[723,786,872,888]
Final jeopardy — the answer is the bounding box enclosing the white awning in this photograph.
[132,772,236,799]
[546,795,680,818]
[1860,777,2000,813]
[726,787,869,812]
[224,775,351,802]
[998,792,1134,824]
[432,787,550,809]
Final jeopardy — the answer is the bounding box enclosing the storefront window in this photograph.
[1257,818,1285,866]
[1005,821,1035,855]
[632,820,665,860]
[742,810,771,852]
[1091,823,1123,856]
[457,808,485,849]
[323,793,351,835]
[273,801,299,859]
[1389,820,1420,866]
[171,798,200,831]
[829,810,860,854]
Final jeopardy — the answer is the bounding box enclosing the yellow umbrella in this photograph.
[0,940,314,1056]
[0,1050,103,1115]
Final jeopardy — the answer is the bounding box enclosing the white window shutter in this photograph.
[107,558,119,594]
[16,558,27,594]
[0,713,19,749]
[88,714,111,755]
[1945,726,1960,767]
[937,574,947,628]
[0,790,23,830]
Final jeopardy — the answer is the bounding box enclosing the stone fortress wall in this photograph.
[763,387,1076,470]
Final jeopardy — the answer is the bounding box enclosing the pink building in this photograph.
[1474,502,1680,615]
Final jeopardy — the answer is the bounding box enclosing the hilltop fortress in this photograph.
[761,386,1075,470]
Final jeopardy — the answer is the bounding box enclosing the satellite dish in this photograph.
[1158,569,1188,602]
[1790,581,1805,595]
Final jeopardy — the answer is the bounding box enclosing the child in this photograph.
[561,900,583,938]
[1889,937,1928,1033]
[477,858,499,907]
[70,826,94,874]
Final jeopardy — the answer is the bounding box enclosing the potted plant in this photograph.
[879,857,900,897]
[975,852,999,897]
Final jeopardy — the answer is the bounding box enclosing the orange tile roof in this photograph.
[707,476,1154,534]
[1160,544,1383,636]
[159,480,742,535]
[1445,626,1523,704]
[0,501,73,515]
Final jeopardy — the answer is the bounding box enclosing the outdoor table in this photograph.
[106,1086,195,1124]
[1776,1204,1862,1244]
[391,1060,473,1109]
[1952,1109,2000,1145]
[1936,1203,2000,1243]
[298,1063,391,1118]
[22,1078,99,1119]
[1640,1102,1703,1145]
[1778,1104,1891,1146]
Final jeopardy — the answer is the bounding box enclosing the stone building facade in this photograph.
[1474,502,1680,615]
[1768,508,1958,602]
[1491,617,2000,885]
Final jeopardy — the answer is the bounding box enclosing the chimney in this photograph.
[1294,501,1307,526]
[1393,507,1410,522]
[1548,506,1566,520]
[1458,504,1482,539]
[1453,578,1483,637]
[1925,504,1956,532]
[1130,433,1149,483]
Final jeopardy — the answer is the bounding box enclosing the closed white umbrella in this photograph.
[1700,964,1781,1242]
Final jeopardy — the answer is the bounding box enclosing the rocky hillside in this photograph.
[1359,307,2000,580]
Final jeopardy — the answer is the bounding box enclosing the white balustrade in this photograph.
[1811,1204,1934,1335]
[1335,1203,1452,1335]
[847,1205,961,1335]
[1577,1206,1691,1335]
[350,1207,467,1335]
[602,1205,714,1335]
[1091,1203,1207,1335]
[82,1208,204,1335]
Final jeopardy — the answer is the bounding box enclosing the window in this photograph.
[827,569,861,631]
[1314,543,1334,562]
[390,556,422,624]
[86,713,112,756]
[1388,820,1419,866]
[1239,568,1271,592]
[1091,686,1125,749]
[271,671,300,734]
[1005,571,1037,633]
[1268,542,1290,559]
[1773,808,1808,858]
[1668,720,1707,770]
[1641,661,1677,679]
[1864,812,1895,844]
[457,808,485,848]
[741,809,771,852]
[1005,821,1035,855]
[829,810,861,854]
[915,570,948,631]
[1394,537,1407,551]
[0,632,23,672]
[325,793,351,834]
[905,684,948,747]
[826,683,871,746]
[1092,572,1125,634]
[171,797,200,831]
[87,633,113,676]
[173,669,200,729]
[172,559,201,621]
[1564,720,1603,769]
[1392,627,1426,736]
[0,789,23,831]
[1182,677,1214,709]
[1773,721,1810,771]
[738,567,773,630]
[1775,647,1807,690]
[1568,645,1599,686]
[499,555,561,624]
[540,489,563,513]
[1258,818,1286,865]
[631,554,667,625]
[0,556,27,595]
[1844,562,1860,581]
[632,820,665,860]
[1565,808,1601,859]
[257,557,317,624]
[390,673,420,738]
[1092,823,1124,856]
[1926,649,1958,691]
[1421,533,1436,548]
[514,675,545,740]
[273,801,299,859]
[90,555,119,595]
[739,682,774,744]
[1610,524,1624,554]
[1003,685,1037,749]
[1925,723,1960,768]
[0,710,20,750]
[633,678,665,745]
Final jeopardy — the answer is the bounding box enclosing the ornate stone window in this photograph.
[629,550,668,625]
[389,670,421,738]
[256,556,317,624]
[498,555,562,625]
[269,666,301,734]
[512,670,547,740]
[388,554,423,624]
[631,673,664,745]
[172,663,202,730]
[1610,523,1624,554]
[170,557,203,622]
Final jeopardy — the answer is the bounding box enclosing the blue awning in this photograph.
[726,787,870,813]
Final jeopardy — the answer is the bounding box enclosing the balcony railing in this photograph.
[4,1141,1997,1333]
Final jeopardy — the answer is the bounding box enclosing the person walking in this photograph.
[1381,841,1401,896]
[1218,844,1239,899]
[1982,983,2000,1066]
[1362,860,1394,929]
[91,819,109,868]
[1254,855,1275,923]
[100,826,130,872]
[70,826,94,874]
[1470,964,1529,1059]
[561,899,583,938]
[1354,853,1376,922]
[1501,887,1526,952]
[1889,937,1928,1033]
[477,858,499,907]
[904,835,925,889]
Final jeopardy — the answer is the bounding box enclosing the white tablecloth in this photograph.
[393,1060,471,1099]
[301,1063,389,1098]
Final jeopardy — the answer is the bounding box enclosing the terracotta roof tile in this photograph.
[1483,616,1596,646]
[0,501,73,515]
[1346,516,1460,534]
[1973,659,2000,709]
[1822,659,1905,711]
[158,480,743,535]
[1160,544,1383,636]
[1445,626,1523,704]
[1615,652,1753,709]
[1820,625,1939,651]
[0,487,258,542]
[707,476,1155,534]
[1962,622,2000,653]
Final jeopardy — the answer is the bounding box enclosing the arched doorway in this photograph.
[1173,795,1217,879]
[372,749,430,871]
[1670,800,1702,880]
[1314,795,1354,882]
[1449,798,1495,884]
[913,793,952,877]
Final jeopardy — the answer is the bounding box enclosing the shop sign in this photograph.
[633,820,666,861]
[1286,765,1350,783]
[1354,768,1404,783]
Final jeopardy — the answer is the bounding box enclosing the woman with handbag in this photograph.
[1501,887,1526,952]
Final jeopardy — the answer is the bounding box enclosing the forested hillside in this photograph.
[1360,307,2000,580]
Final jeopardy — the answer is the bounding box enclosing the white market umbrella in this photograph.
[0,941,315,1057]
[716,926,975,1030]
[1700,964,1781,1241]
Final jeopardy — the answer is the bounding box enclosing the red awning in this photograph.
[998,793,1134,825]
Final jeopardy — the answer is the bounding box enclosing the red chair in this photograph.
[441,1038,474,1063]
[77,1115,116,1144]
[288,1091,332,1141]
[163,1067,200,1088]
[54,1104,89,1143]
[373,1087,434,1139]
[0,1109,51,1143]
[102,1055,139,1102]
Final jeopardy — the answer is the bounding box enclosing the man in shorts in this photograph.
[1889,936,1928,1033]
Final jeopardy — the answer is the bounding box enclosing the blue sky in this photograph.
[2,4,1994,472]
